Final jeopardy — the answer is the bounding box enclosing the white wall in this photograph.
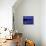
[0,0,16,29]
[13,0,41,46]
[41,0,46,46]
